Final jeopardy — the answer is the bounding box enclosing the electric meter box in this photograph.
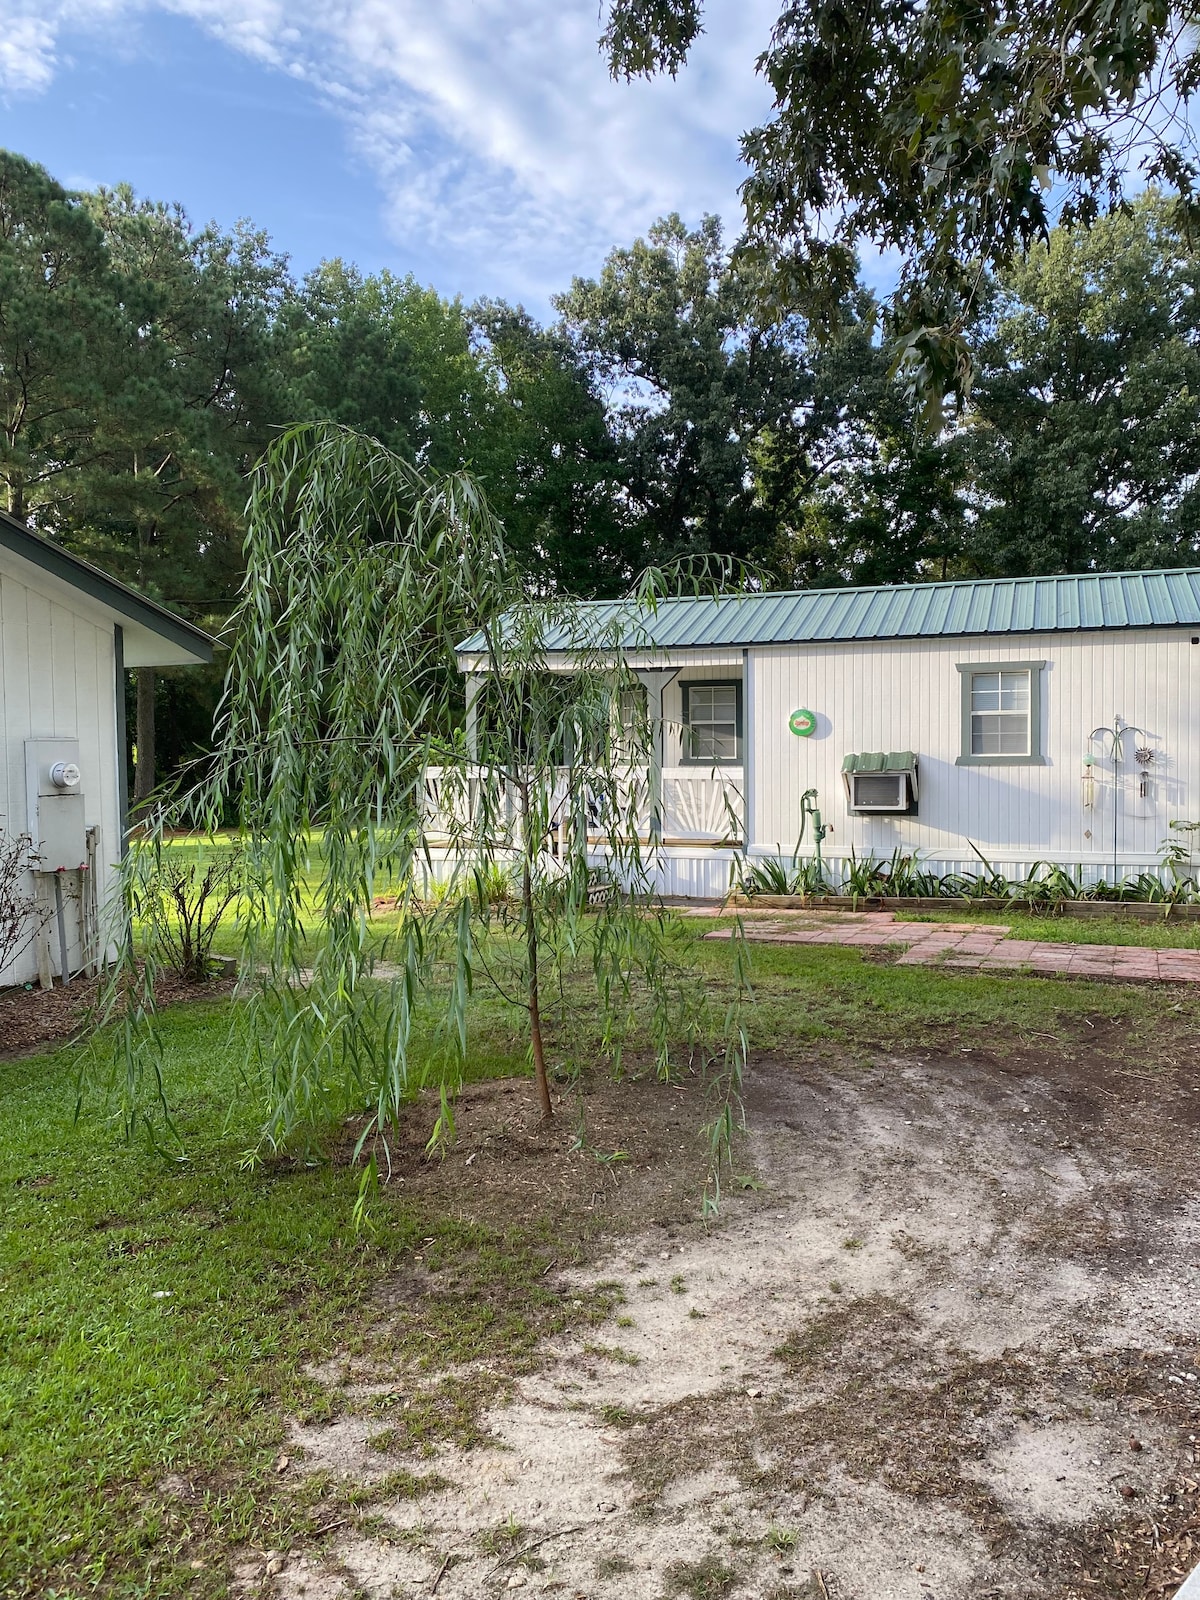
[25,738,87,872]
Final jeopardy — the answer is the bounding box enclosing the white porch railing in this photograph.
[659,767,744,844]
[421,764,744,850]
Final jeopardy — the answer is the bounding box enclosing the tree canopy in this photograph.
[0,152,132,526]
[5,147,1200,790]
[756,301,971,588]
[602,0,1200,412]
[556,214,815,577]
[466,300,629,594]
[967,193,1200,573]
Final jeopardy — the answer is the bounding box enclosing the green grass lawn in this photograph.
[136,832,460,965]
[148,832,1200,957]
[0,994,569,1598]
[2,928,1195,1597]
[900,906,1200,948]
[698,934,1184,1050]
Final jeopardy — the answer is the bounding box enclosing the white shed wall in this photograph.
[1,559,122,986]
[747,629,1200,880]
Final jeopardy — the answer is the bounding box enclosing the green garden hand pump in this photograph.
[799,788,829,880]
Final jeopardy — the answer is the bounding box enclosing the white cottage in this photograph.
[0,510,213,988]
[457,568,1200,898]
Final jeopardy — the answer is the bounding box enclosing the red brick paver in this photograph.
[703,912,1200,984]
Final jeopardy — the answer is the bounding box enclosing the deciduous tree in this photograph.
[468,300,631,594]
[756,296,970,587]
[555,214,814,577]
[107,424,747,1211]
[966,193,1200,573]
[602,0,1200,414]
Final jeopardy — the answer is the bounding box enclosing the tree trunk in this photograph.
[522,851,553,1120]
[134,666,156,811]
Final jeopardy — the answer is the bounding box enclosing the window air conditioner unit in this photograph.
[849,771,910,812]
[842,752,918,814]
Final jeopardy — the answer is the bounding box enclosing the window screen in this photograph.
[684,683,740,762]
[615,685,647,757]
[970,670,1031,756]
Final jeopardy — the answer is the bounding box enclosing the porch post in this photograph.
[741,647,754,857]
[635,668,678,845]
[464,672,481,762]
[464,672,482,839]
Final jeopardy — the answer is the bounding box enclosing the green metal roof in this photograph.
[458,568,1200,655]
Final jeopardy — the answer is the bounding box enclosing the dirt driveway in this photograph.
[250,1040,1200,1600]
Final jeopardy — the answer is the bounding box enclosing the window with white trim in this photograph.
[681,681,741,763]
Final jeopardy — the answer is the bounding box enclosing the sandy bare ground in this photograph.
[240,1049,1200,1600]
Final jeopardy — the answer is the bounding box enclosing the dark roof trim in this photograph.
[0,509,214,663]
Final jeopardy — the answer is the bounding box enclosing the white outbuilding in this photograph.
[457,567,1200,898]
[0,509,213,989]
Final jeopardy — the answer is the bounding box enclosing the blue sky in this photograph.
[0,0,781,314]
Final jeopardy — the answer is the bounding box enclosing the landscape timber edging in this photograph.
[727,894,1200,920]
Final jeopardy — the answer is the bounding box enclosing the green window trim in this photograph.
[680,679,743,766]
[955,660,1047,766]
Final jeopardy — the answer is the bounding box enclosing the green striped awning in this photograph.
[841,751,917,774]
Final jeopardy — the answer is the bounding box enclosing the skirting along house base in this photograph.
[455,569,1200,899]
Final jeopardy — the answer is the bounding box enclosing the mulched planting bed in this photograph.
[0,969,235,1058]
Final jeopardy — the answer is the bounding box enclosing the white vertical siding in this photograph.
[744,629,1200,880]
[1,560,121,986]
[742,647,755,852]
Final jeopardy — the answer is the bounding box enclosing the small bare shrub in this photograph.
[133,843,244,982]
[0,827,47,980]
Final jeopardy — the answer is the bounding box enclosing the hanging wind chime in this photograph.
[1134,746,1155,798]
[1081,754,1096,811]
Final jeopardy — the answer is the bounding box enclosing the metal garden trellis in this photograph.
[1088,715,1150,880]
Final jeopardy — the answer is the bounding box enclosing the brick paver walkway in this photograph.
[702,911,1200,983]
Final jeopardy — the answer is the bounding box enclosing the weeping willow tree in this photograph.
[103,422,748,1203]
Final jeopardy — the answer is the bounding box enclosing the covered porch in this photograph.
[434,646,750,886]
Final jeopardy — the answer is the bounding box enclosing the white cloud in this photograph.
[0,0,778,301]
[0,15,59,94]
